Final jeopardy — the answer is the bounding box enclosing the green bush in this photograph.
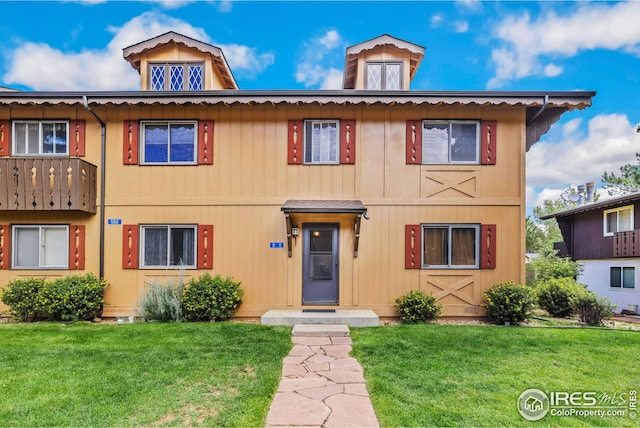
[536,277,586,318]
[483,282,536,325]
[527,249,583,286]
[37,274,107,321]
[137,277,184,322]
[395,290,442,324]
[571,291,615,325]
[183,273,243,321]
[1,278,46,321]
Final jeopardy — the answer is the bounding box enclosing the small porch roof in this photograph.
[281,199,367,214]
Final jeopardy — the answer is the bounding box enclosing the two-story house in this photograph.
[541,191,640,313]
[0,32,594,319]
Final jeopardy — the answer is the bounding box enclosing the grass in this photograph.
[351,324,640,427]
[0,321,291,427]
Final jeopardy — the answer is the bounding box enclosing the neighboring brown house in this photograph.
[0,32,594,318]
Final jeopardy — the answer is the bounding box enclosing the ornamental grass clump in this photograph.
[182,273,243,321]
[137,277,184,322]
[536,277,586,318]
[395,290,442,324]
[1,278,46,321]
[483,281,536,325]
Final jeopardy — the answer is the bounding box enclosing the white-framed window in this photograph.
[304,120,340,164]
[12,225,68,269]
[603,205,634,236]
[140,121,197,164]
[149,63,204,91]
[422,224,479,268]
[610,266,635,289]
[422,120,480,164]
[366,61,402,90]
[140,225,196,268]
[12,121,68,155]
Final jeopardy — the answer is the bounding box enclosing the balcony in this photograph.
[0,157,97,213]
[613,229,640,258]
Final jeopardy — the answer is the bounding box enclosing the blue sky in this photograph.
[1,0,639,213]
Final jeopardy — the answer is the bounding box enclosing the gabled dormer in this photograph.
[123,31,238,91]
[343,34,424,90]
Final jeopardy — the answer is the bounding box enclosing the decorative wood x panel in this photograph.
[427,276,476,305]
[422,171,477,198]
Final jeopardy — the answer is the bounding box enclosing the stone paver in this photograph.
[265,325,379,428]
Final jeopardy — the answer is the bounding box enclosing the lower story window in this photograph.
[12,225,68,269]
[423,224,478,268]
[610,267,635,289]
[141,225,196,268]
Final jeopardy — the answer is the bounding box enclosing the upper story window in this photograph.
[149,63,204,91]
[422,120,479,164]
[13,121,68,155]
[603,205,634,236]
[141,225,196,268]
[141,121,197,164]
[304,120,340,164]
[423,224,479,268]
[366,61,401,90]
[12,225,68,269]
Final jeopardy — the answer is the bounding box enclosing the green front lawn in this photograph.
[352,325,640,427]
[0,322,291,427]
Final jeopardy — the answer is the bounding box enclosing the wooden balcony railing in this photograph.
[0,157,97,213]
[613,229,640,257]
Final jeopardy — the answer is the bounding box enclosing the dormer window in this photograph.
[149,63,204,91]
[366,61,401,90]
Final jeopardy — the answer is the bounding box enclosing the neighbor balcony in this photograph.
[613,229,640,258]
[0,157,97,213]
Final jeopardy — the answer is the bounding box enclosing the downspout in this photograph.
[526,94,549,125]
[82,96,106,280]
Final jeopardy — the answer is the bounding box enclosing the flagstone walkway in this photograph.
[265,325,379,428]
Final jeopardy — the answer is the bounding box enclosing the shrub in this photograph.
[395,290,442,324]
[483,282,536,325]
[37,274,107,321]
[536,277,586,318]
[571,291,616,325]
[527,248,583,286]
[1,278,46,321]
[183,273,243,321]
[138,277,184,322]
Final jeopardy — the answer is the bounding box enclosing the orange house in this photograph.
[0,32,594,319]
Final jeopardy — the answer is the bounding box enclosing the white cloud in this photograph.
[295,30,344,89]
[488,1,640,88]
[526,113,640,208]
[455,0,482,12]
[3,11,271,90]
[454,21,469,33]
[543,63,563,77]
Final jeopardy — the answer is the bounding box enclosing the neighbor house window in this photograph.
[12,121,68,155]
[304,120,339,164]
[366,62,401,90]
[140,121,196,164]
[610,266,635,289]
[12,225,68,269]
[149,63,203,91]
[604,205,634,236]
[422,224,479,268]
[141,225,196,268]
[422,120,479,164]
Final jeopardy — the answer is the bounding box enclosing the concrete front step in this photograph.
[261,309,379,327]
[292,324,350,337]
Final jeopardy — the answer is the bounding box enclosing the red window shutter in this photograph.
[122,224,139,269]
[405,224,422,269]
[480,120,497,165]
[0,120,10,157]
[288,120,303,164]
[197,224,214,269]
[122,120,139,165]
[69,120,86,157]
[68,225,85,270]
[406,120,422,164]
[340,120,356,164]
[480,224,497,269]
[0,224,10,270]
[198,120,214,165]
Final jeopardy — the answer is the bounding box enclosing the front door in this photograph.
[302,224,339,305]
